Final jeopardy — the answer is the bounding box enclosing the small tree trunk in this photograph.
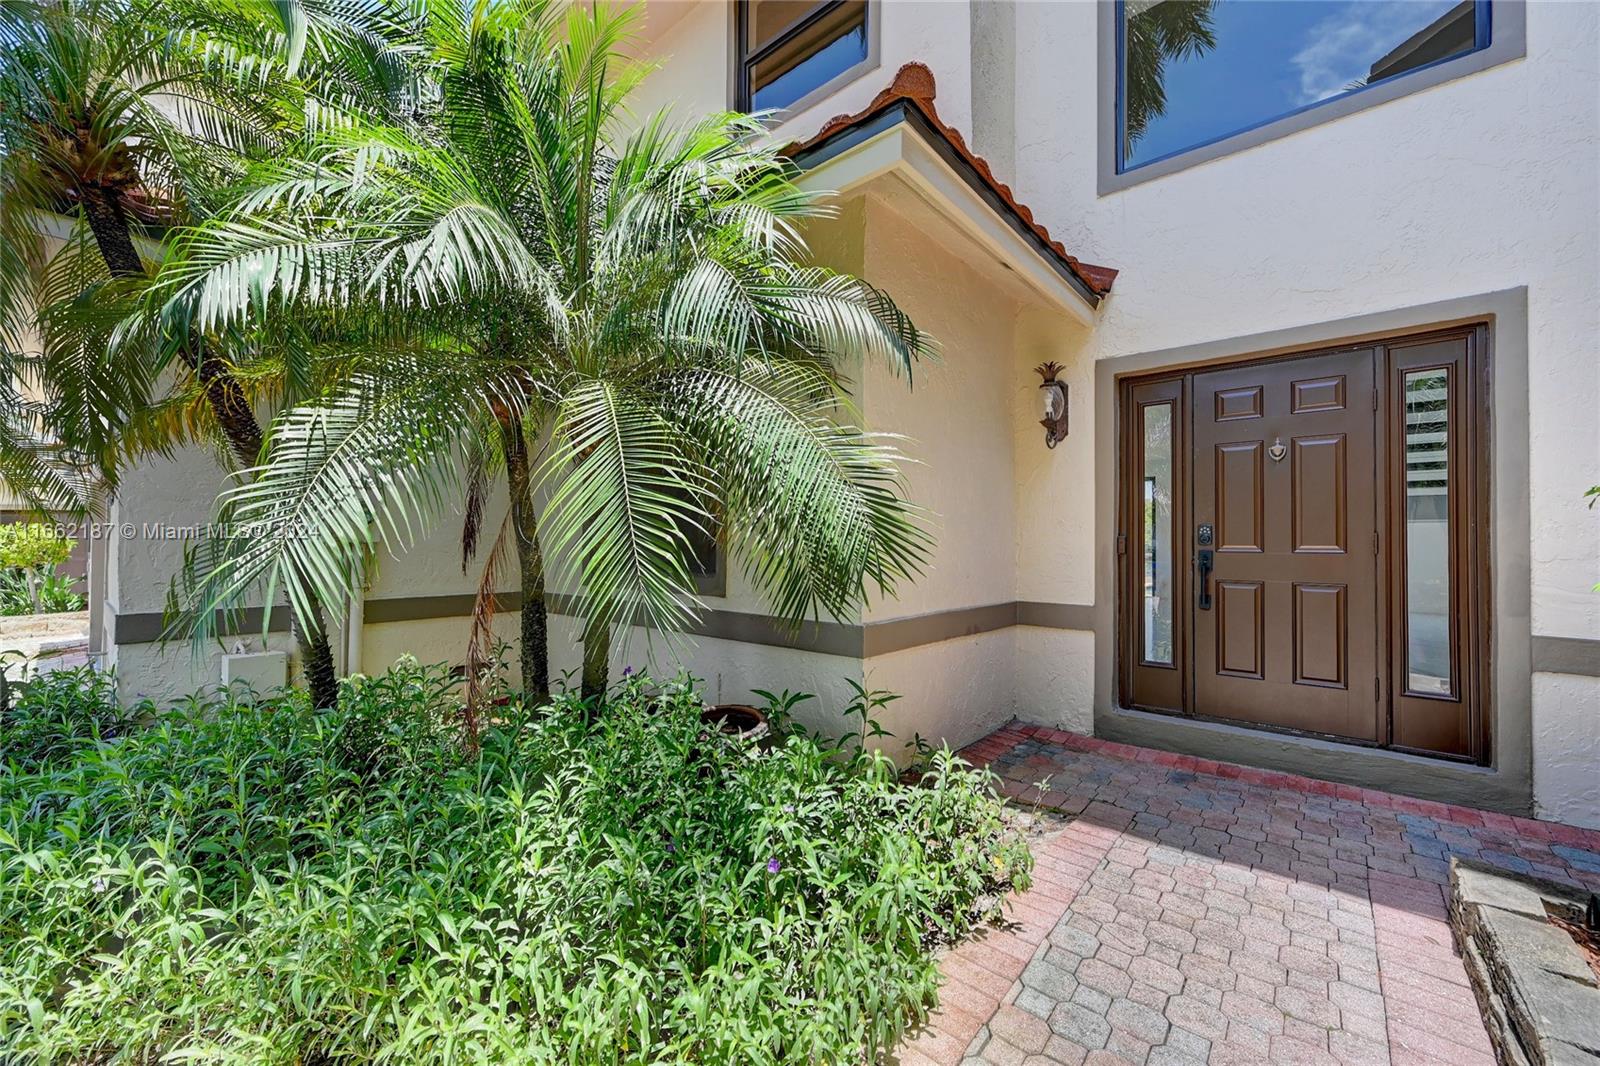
[83,187,339,708]
[501,422,548,705]
[580,614,610,703]
[185,344,340,710]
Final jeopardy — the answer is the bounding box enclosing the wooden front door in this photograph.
[1118,328,1487,761]
[1191,349,1379,741]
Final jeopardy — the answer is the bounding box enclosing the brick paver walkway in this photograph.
[897,724,1600,1066]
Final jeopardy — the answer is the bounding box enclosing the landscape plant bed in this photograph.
[1448,857,1600,1066]
[0,662,1031,1064]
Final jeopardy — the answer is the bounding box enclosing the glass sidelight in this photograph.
[1123,377,1185,714]
[1387,330,1485,761]
[1401,367,1453,696]
[1142,404,1175,665]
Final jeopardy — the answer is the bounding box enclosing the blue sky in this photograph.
[1127,0,1464,167]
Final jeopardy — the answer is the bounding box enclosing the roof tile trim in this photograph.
[780,62,1117,297]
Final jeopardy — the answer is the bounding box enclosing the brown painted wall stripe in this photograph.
[862,602,1017,657]
[111,598,1101,656]
[1016,600,1097,631]
[112,605,292,645]
[1530,635,1600,678]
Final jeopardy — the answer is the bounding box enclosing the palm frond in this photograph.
[168,364,511,644]
[535,378,705,636]
[656,360,931,623]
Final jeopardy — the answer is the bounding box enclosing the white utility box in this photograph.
[221,651,288,696]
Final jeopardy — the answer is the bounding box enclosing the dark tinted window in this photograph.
[737,1,869,113]
[1118,0,1488,171]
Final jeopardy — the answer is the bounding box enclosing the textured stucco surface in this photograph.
[109,634,302,708]
[1003,0,1600,643]
[93,1,1600,820]
[1013,626,1095,735]
[857,190,1022,623]
[1531,672,1600,828]
[864,629,1017,756]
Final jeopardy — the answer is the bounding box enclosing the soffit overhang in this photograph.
[783,64,1115,326]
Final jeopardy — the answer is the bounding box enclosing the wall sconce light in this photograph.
[1036,361,1069,449]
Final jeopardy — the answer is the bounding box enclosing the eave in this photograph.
[783,65,1115,325]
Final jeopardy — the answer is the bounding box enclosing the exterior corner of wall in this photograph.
[1014,626,1095,735]
[1531,670,1600,829]
[863,629,1017,759]
[968,0,1016,180]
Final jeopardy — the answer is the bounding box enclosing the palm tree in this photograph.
[1122,0,1218,154]
[0,0,417,706]
[154,0,935,724]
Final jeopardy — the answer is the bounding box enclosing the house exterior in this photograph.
[90,0,1599,827]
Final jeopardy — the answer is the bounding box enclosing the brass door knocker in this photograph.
[1268,436,1287,462]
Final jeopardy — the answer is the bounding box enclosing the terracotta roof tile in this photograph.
[781,63,1116,298]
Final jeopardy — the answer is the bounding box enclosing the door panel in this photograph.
[1215,443,1264,551]
[1216,581,1264,678]
[1291,435,1347,552]
[1293,583,1347,688]
[1192,348,1380,741]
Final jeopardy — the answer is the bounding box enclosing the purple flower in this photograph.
[766,858,782,874]
[622,666,635,677]
[665,840,676,853]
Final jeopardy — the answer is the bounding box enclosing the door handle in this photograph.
[1197,549,1214,610]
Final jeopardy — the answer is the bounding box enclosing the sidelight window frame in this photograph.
[1382,328,1489,761]
[1119,377,1187,713]
[1097,0,1526,194]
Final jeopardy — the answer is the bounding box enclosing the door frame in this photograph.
[1114,326,1492,763]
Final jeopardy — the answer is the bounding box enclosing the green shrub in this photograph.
[0,524,71,572]
[1,665,134,771]
[0,661,1031,1064]
[0,525,78,616]
[0,565,83,616]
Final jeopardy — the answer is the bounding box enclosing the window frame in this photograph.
[1097,0,1526,194]
[687,524,727,599]
[730,0,879,117]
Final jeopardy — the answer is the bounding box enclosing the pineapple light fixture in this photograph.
[1036,361,1069,449]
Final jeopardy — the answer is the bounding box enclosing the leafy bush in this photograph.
[0,524,71,572]
[0,525,79,615]
[0,564,84,615]
[0,665,133,771]
[0,661,1031,1064]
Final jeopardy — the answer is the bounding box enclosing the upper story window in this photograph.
[735,1,872,114]
[1109,0,1514,187]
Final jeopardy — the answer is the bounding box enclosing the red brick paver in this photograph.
[896,724,1600,1066]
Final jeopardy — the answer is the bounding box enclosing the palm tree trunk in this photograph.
[500,421,548,704]
[82,188,340,708]
[580,614,609,702]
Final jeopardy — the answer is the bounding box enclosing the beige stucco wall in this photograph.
[1532,672,1600,827]
[92,1,1599,823]
[104,446,304,706]
[999,0,1600,636]
[857,192,1021,620]
[988,0,1600,823]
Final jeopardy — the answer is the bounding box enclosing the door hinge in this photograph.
[1374,676,1381,701]
[1373,389,1378,411]
[1117,533,1127,556]
[1373,530,1379,556]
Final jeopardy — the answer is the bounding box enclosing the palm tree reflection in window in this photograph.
[1122,0,1219,157]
